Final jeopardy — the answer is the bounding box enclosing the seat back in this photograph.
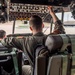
[34,34,75,75]
[68,35,75,75]
[34,45,48,75]
[47,55,62,75]
[47,55,68,75]
[0,48,22,75]
[35,56,47,75]
[35,54,68,75]
[0,53,15,75]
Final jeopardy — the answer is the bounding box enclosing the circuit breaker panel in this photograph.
[9,3,51,22]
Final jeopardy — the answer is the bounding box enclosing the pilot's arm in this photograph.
[1,37,24,50]
[48,6,65,34]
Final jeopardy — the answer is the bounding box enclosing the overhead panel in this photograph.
[9,3,51,22]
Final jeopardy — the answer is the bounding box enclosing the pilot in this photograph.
[0,6,65,75]
[0,30,6,41]
[0,30,6,50]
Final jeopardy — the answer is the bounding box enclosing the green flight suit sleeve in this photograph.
[52,20,65,34]
[1,37,24,50]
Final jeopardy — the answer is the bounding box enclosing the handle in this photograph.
[0,56,11,63]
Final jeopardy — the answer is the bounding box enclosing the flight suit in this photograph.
[1,20,65,75]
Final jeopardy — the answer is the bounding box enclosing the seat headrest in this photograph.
[45,34,70,53]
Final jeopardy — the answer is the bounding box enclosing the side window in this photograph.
[63,12,75,34]
[56,12,75,34]
[63,12,74,22]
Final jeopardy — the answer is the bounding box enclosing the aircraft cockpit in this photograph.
[0,0,75,75]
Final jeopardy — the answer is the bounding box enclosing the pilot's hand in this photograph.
[48,6,58,23]
[48,6,54,15]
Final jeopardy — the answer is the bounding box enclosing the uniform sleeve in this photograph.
[52,20,65,34]
[1,37,24,50]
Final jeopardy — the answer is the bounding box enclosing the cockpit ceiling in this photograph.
[0,0,75,23]
[10,0,71,6]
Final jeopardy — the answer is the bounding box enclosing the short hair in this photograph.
[29,15,43,30]
[0,30,6,38]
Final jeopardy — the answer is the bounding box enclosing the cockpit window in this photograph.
[0,11,75,35]
[14,20,51,34]
[14,20,31,34]
[56,12,75,34]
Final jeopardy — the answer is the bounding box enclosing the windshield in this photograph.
[0,12,75,35]
[13,20,51,34]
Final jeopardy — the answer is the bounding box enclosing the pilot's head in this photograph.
[0,30,6,40]
[29,15,44,34]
